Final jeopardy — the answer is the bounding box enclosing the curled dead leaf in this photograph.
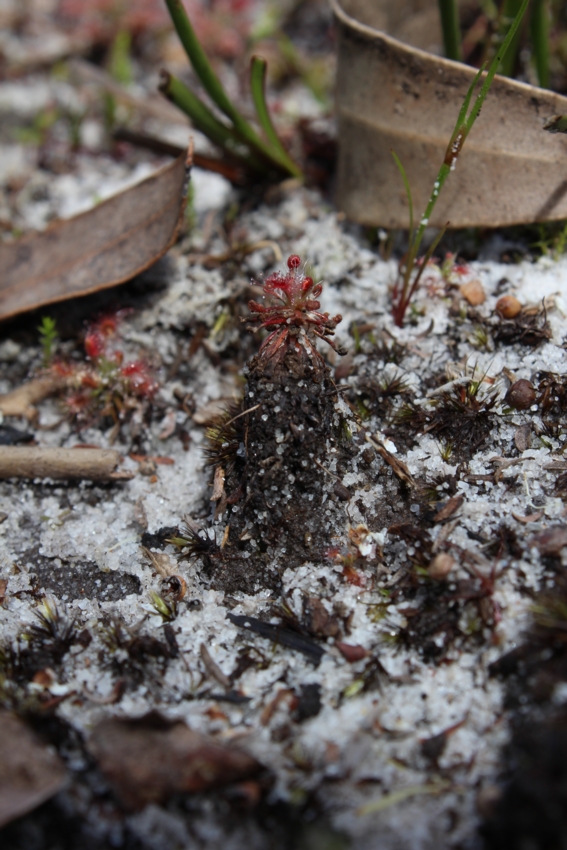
[0,151,189,321]
[88,713,261,810]
[512,510,544,524]
[433,495,464,523]
[0,711,67,828]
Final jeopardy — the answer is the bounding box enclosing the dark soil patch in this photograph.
[24,551,141,602]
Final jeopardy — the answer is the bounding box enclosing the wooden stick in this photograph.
[0,447,133,480]
[0,377,62,420]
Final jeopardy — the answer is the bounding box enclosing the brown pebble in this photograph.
[335,642,368,662]
[505,379,536,410]
[361,446,375,465]
[495,295,521,318]
[427,553,455,580]
[333,481,351,501]
[460,279,485,306]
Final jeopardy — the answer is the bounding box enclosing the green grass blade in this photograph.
[531,0,550,88]
[497,0,525,78]
[438,0,463,61]
[392,0,529,326]
[158,72,269,174]
[249,56,302,177]
[466,0,530,130]
[164,0,299,176]
[164,0,243,128]
[454,64,485,131]
[406,224,448,305]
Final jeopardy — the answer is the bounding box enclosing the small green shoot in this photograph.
[469,325,492,350]
[497,0,525,78]
[438,0,463,61]
[38,316,58,367]
[15,107,58,146]
[530,0,551,88]
[350,321,362,353]
[148,590,177,623]
[108,30,133,86]
[391,0,530,326]
[160,0,301,180]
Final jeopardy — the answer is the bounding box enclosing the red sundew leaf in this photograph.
[342,564,366,587]
[0,151,190,321]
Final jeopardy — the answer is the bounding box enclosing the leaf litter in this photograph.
[2,173,567,849]
[2,13,567,850]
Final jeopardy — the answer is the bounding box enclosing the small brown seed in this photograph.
[333,480,352,501]
[505,379,536,410]
[460,279,485,306]
[427,553,455,580]
[495,295,521,318]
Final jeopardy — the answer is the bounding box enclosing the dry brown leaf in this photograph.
[512,510,544,524]
[366,434,414,486]
[200,642,231,689]
[0,711,67,828]
[433,495,464,523]
[0,151,189,321]
[88,713,262,810]
[332,0,567,228]
[514,423,532,452]
[211,466,226,501]
[304,597,341,638]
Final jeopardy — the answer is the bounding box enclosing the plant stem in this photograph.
[438,0,463,61]
[158,72,269,174]
[497,0,524,77]
[163,0,299,176]
[249,56,301,177]
[531,0,550,88]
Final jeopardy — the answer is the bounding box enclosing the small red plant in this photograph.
[247,255,346,369]
[51,312,157,425]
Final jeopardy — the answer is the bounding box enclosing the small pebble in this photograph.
[506,379,536,410]
[428,553,455,580]
[460,279,485,306]
[495,294,521,318]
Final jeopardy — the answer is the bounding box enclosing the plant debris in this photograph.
[88,712,263,810]
[0,150,190,320]
[0,711,67,828]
